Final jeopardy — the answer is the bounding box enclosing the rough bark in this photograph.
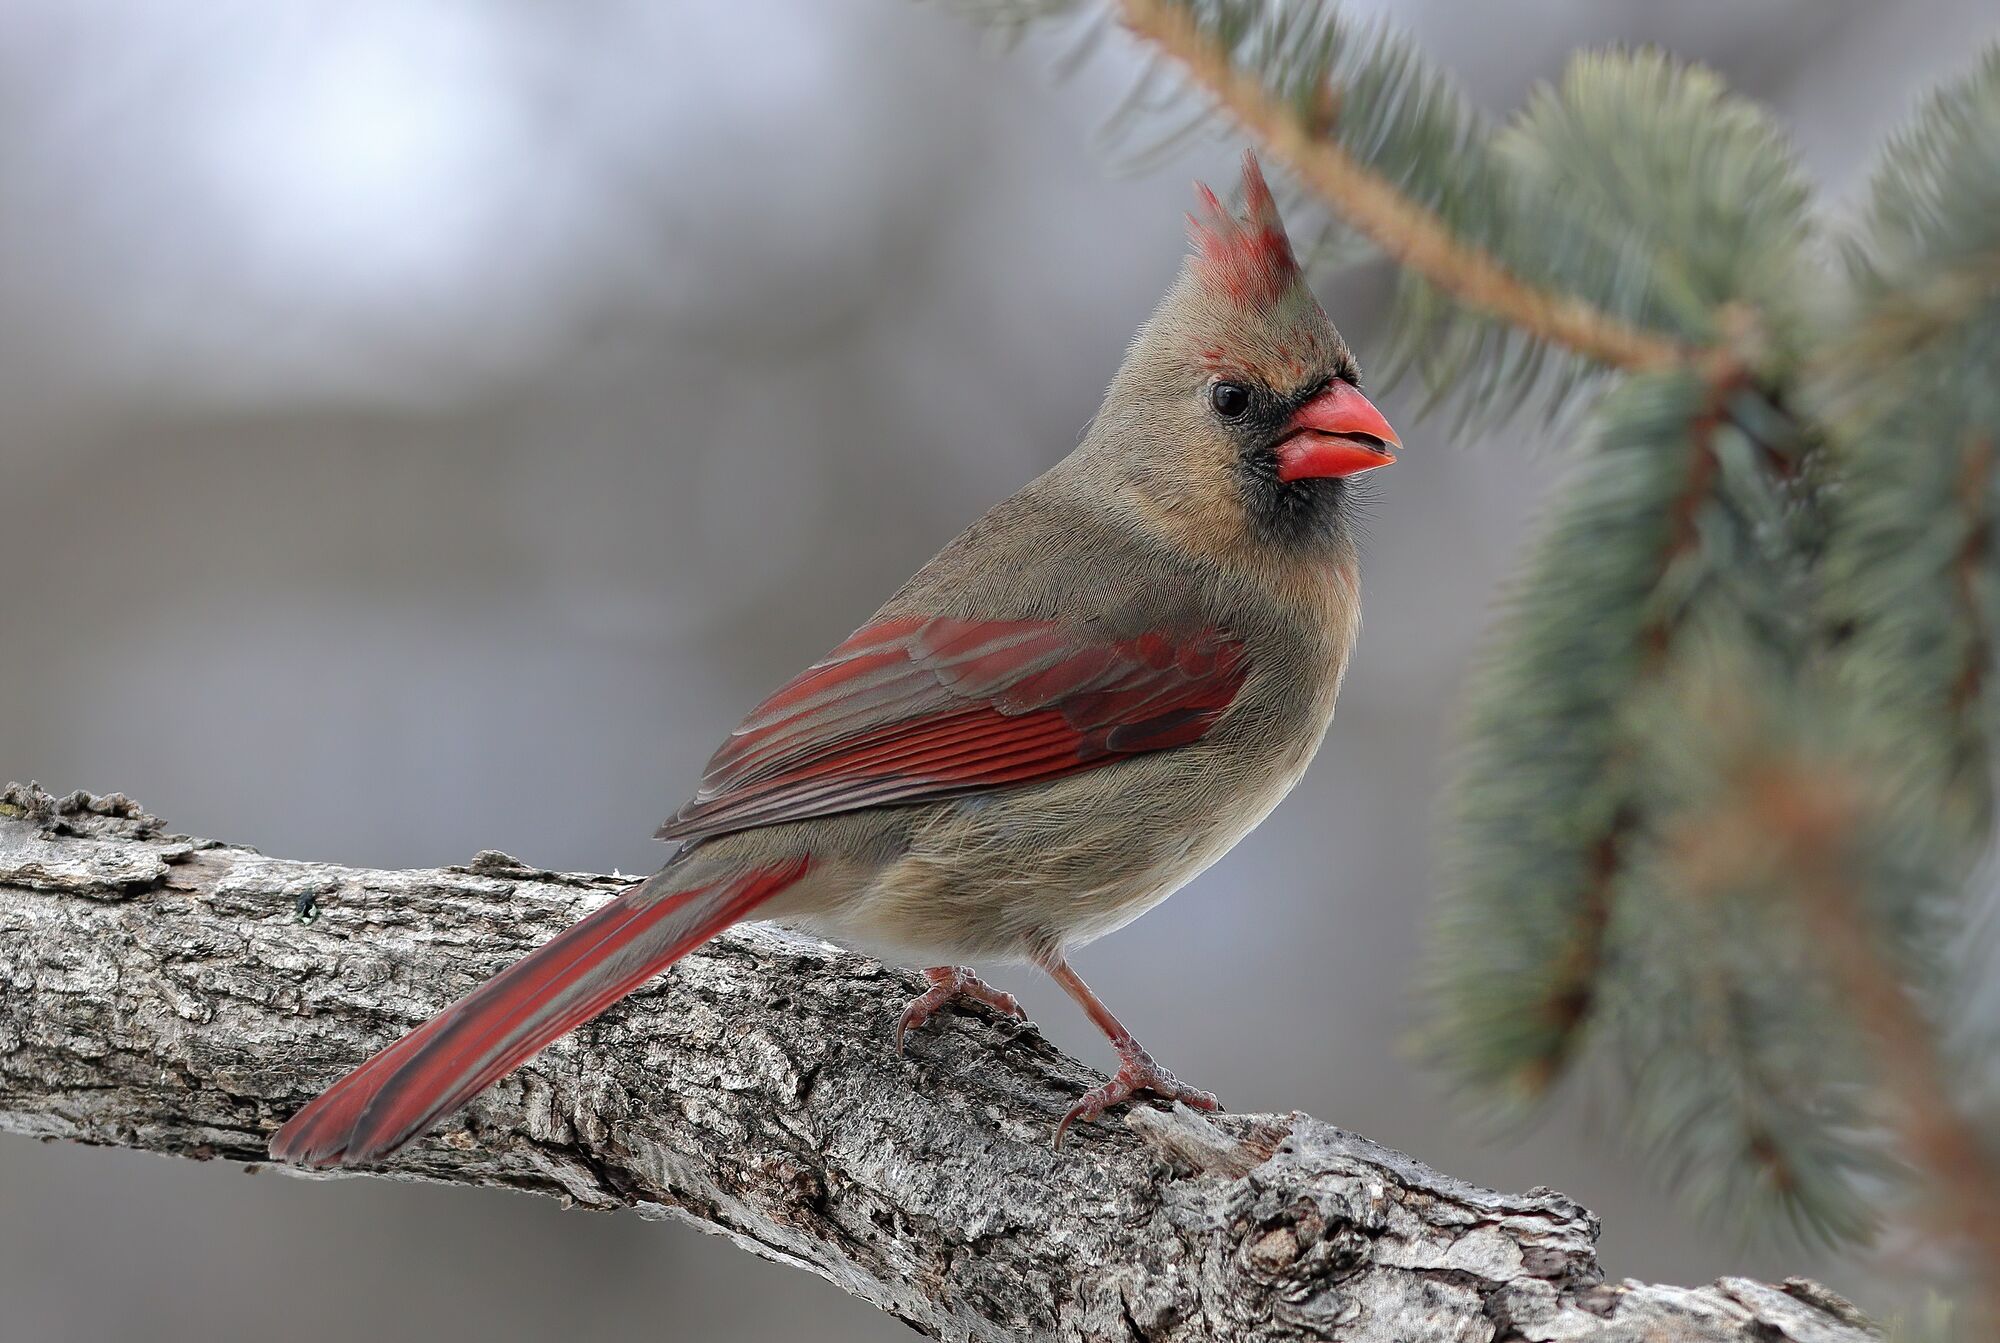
[0,783,1878,1343]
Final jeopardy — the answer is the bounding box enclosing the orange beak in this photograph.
[1274,382,1400,482]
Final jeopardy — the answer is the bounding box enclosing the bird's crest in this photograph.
[1187,151,1304,309]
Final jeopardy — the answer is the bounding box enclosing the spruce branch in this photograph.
[1513,369,1749,1090]
[1426,369,1780,1098]
[1696,756,2000,1329]
[1840,47,2000,307]
[1820,48,2000,838]
[1818,411,1999,836]
[1019,0,1989,1273]
[1018,0,2000,1291]
[1517,361,1765,1079]
[1112,0,1693,374]
[1621,670,1906,1247]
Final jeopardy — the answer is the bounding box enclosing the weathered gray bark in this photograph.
[1,782,1877,1343]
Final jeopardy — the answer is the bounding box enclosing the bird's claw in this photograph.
[1054,1047,1218,1148]
[896,966,1029,1055]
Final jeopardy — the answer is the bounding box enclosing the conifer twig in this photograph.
[1115,0,1695,374]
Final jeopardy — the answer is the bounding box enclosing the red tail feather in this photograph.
[270,858,808,1168]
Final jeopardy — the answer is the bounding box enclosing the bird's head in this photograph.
[1091,151,1398,557]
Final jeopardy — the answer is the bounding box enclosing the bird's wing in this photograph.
[657,615,1249,843]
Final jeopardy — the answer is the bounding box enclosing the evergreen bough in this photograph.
[965,0,2000,1326]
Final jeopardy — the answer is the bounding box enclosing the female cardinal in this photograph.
[272,151,1397,1167]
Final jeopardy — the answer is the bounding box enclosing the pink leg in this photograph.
[896,965,1029,1054]
[1039,954,1218,1147]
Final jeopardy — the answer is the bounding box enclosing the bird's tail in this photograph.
[269,856,810,1169]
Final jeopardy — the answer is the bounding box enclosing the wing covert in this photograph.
[657,616,1247,843]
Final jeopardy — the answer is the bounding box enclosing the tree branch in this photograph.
[1113,0,1695,373]
[0,783,1878,1343]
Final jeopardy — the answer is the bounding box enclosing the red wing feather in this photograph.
[658,617,1247,843]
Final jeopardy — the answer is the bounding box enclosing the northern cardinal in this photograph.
[271,151,1397,1168]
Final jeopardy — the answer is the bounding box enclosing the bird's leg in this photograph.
[895,965,1029,1054]
[1038,954,1219,1147]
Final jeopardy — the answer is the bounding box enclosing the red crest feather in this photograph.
[1186,150,1303,308]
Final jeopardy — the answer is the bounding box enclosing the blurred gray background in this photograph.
[3,2,1994,1339]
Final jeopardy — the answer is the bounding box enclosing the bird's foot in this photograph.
[896,965,1029,1054]
[1054,1044,1217,1148]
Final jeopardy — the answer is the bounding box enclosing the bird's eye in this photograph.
[1209,381,1250,419]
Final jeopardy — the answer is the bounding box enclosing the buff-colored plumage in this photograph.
[271,152,1396,1168]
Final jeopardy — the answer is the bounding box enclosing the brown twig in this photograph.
[1820,250,2000,391]
[1518,800,1627,1094]
[1949,436,1994,722]
[1642,368,1747,658]
[1115,0,1694,373]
